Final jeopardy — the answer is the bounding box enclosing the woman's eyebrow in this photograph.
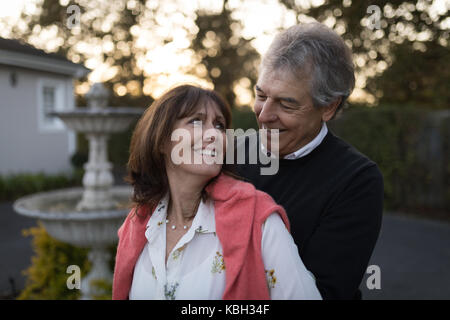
[215,114,226,122]
[190,112,206,118]
[190,111,225,123]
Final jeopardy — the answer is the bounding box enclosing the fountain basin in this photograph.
[50,108,144,133]
[13,186,133,247]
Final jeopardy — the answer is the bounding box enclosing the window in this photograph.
[37,78,66,132]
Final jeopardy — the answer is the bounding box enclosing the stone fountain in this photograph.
[13,83,143,299]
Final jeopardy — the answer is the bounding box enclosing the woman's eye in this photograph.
[215,122,225,130]
[190,119,202,126]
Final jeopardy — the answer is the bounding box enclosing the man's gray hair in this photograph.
[261,22,355,115]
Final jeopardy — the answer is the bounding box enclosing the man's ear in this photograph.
[321,97,341,122]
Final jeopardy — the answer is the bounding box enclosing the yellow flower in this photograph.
[265,269,276,289]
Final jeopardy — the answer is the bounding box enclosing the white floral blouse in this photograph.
[129,194,322,300]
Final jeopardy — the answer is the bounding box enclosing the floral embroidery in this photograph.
[164,282,179,300]
[211,251,225,274]
[151,266,157,280]
[265,269,277,289]
[172,246,185,260]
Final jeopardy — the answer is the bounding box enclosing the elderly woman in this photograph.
[112,84,321,300]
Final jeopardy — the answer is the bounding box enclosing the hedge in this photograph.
[0,170,83,202]
[329,105,449,219]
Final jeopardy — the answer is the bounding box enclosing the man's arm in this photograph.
[300,165,384,299]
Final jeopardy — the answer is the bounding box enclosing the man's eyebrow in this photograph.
[255,85,264,93]
[279,96,299,104]
[255,85,299,105]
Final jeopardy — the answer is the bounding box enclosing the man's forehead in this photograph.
[256,67,309,98]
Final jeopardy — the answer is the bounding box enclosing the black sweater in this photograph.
[235,130,384,300]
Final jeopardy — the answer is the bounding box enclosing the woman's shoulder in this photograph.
[118,204,154,238]
[208,173,288,226]
[207,172,279,202]
[206,173,256,200]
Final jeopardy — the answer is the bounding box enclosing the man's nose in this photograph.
[257,99,278,123]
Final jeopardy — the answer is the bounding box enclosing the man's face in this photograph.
[254,67,331,157]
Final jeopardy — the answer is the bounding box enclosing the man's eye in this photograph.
[256,94,267,101]
[280,102,294,110]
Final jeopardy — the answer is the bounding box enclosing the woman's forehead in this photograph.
[185,99,225,119]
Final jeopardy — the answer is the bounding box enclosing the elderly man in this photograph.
[235,22,383,299]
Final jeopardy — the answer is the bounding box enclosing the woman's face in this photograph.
[164,100,227,181]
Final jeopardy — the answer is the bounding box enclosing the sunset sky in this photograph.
[1,0,448,104]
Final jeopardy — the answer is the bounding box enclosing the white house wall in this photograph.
[0,66,76,175]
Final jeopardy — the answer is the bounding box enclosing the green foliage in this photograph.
[0,171,83,202]
[374,42,450,109]
[279,0,450,109]
[231,106,258,130]
[18,223,90,300]
[18,224,115,300]
[90,279,113,300]
[329,104,449,217]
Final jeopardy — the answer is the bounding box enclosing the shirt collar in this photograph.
[145,193,216,240]
[283,122,328,160]
[190,198,216,234]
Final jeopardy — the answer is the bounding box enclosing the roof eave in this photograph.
[0,49,90,78]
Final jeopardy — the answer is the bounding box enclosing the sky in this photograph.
[0,0,448,104]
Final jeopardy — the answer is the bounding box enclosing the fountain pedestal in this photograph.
[77,133,116,211]
[81,247,113,299]
[13,83,144,299]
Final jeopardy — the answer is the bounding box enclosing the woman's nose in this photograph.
[204,126,217,142]
[205,134,215,142]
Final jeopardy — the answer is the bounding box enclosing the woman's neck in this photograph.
[166,171,206,222]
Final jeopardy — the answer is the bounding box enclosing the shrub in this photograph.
[18,223,90,300]
[0,170,83,202]
[329,105,449,218]
[19,223,115,300]
[231,106,258,130]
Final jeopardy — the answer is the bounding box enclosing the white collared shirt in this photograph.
[129,194,322,300]
[283,122,328,160]
[261,122,328,160]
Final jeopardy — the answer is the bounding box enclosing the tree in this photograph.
[13,0,261,109]
[373,41,450,108]
[279,0,449,107]
[188,0,260,108]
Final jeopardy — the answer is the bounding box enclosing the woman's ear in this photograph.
[321,97,341,122]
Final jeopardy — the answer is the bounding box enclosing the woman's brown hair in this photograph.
[125,84,233,215]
